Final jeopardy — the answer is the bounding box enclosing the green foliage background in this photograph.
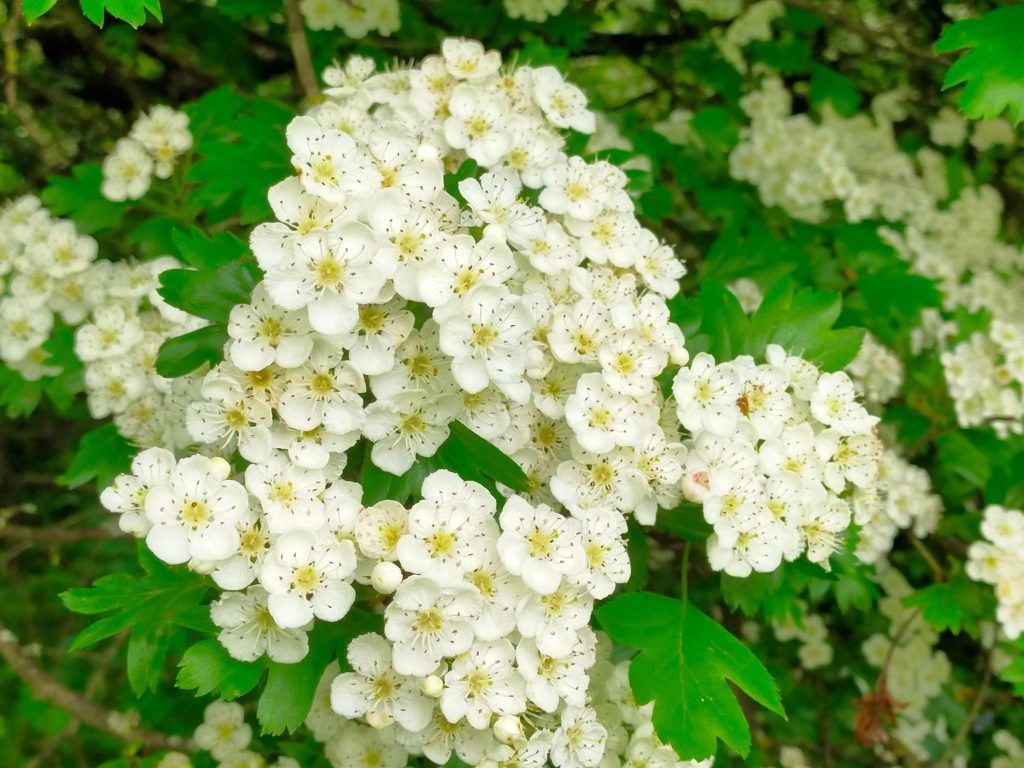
[3,1,1024,767]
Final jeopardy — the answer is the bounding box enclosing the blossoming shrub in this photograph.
[4,2,1024,768]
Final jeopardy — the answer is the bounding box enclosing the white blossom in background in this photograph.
[968,505,1024,640]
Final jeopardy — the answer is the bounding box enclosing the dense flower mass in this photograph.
[0,37,894,768]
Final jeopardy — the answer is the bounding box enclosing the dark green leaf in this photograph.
[155,324,228,378]
[177,639,266,700]
[58,423,134,490]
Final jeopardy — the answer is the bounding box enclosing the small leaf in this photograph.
[23,0,59,23]
[177,639,266,700]
[437,421,530,494]
[58,423,135,490]
[155,324,228,378]
[41,164,127,234]
[157,260,260,323]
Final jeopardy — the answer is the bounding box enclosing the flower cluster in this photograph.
[302,634,713,768]
[102,106,193,201]
[675,348,881,576]
[503,0,568,23]
[941,323,1024,437]
[0,195,201,452]
[967,505,1024,640]
[299,0,399,36]
[846,334,903,407]
[772,608,832,670]
[851,448,942,564]
[180,701,298,768]
[724,76,1024,440]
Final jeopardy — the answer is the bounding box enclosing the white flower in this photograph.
[211,586,310,663]
[531,67,595,133]
[363,391,461,475]
[442,38,501,81]
[260,529,358,628]
[418,235,516,308]
[572,507,630,599]
[565,373,649,454]
[144,456,249,565]
[384,575,480,676]
[810,371,879,436]
[193,701,252,760]
[101,138,153,201]
[550,706,607,768]
[497,495,584,595]
[441,639,526,728]
[516,631,594,711]
[331,633,434,730]
[277,348,366,433]
[673,353,741,436]
[287,116,374,204]
[227,284,315,371]
[396,469,497,583]
[186,372,273,464]
[444,84,510,167]
[100,447,176,536]
[265,225,389,336]
[516,581,593,658]
[437,285,532,401]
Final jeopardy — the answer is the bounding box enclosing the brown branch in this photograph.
[778,0,948,65]
[0,621,192,754]
[284,0,320,100]
[934,656,992,768]
[2,0,50,149]
[0,524,124,544]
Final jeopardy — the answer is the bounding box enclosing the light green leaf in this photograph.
[23,0,59,23]
[936,6,1024,124]
[596,592,785,760]
[177,639,266,700]
[79,0,161,27]
[58,423,135,490]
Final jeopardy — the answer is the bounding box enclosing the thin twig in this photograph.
[779,0,948,64]
[284,0,320,100]
[935,657,992,768]
[909,536,945,582]
[2,0,50,149]
[0,524,124,544]
[0,620,191,753]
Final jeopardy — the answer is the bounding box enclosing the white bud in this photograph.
[422,674,444,698]
[670,346,690,366]
[493,714,524,745]
[371,561,403,595]
[681,470,710,503]
[209,456,232,481]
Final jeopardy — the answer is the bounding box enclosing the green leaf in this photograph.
[936,6,1024,124]
[23,0,59,23]
[187,94,293,224]
[1000,655,1024,697]
[596,592,785,760]
[61,546,211,695]
[808,65,861,116]
[58,423,135,490]
[158,260,260,323]
[436,421,530,494]
[256,625,340,735]
[745,279,865,370]
[155,324,228,378]
[675,278,864,370]
[41,164,127,234]
[172,228,250,270]
[177,639,266,700]
[79,0,161,27]
[904,566,994,636]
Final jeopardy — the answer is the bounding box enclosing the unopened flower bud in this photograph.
[422,674,444,698]
[494,714,524,745]
[371,561,403,595]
